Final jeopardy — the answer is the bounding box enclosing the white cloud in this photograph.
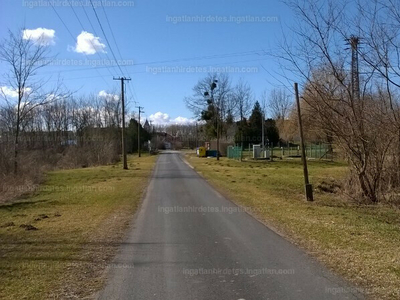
[149,112,170,125]
[1,86,32,98]
[149,112,197,126]
[172,116,197,125]
[98,90,119,101]
[22,28,55,46]
[74,31,106,55]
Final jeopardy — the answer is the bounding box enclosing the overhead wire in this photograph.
[49,2,112,88]
[93,1,138,106]
[67,0,115,78]
[46,57,270,82]
[39,49,268,75]
[97,1,138,102]
[89,0,125,75]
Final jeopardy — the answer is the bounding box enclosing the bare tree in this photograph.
[184,73,232,138]
[269,88,292,120]
[0,29,66,174]
[277,0,400,202]
[233,79,253,121]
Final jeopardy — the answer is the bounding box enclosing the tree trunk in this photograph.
[358,171,378,203]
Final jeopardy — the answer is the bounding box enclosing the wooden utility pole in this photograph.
[216,114,220,161]
[114,77,131,170]
[294,83,313,201]
[196,122,199,148]
[261,108,265,156]
[136,105,144,157]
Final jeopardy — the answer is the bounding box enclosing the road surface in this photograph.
[98,151,363,300]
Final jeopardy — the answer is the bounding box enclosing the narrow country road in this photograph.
[98,151,363,300]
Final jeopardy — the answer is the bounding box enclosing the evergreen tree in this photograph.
[265,118,280,146]
[247,101,263,145]
[126,118,152,153]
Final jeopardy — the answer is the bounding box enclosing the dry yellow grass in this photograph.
[186,154,400,300]
[0,154,156,299]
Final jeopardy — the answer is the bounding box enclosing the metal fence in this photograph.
[227,143,334,161]
[227,146,242,160]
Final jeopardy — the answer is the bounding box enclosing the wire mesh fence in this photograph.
[227,143,334,161]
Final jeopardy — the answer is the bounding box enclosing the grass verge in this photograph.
[0,154,156,299]
[186,154,400,300]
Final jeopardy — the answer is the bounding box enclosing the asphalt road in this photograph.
[98,151,364,300]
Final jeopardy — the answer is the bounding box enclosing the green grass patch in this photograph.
[187,154,400,300]
[0,155,156,299]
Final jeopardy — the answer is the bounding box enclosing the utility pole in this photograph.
[195,122,199,148]
[294,83,313,201]
[216,112,220,161]
[113,77,131,170]
[261,108,265,156]
[136,105,144,157]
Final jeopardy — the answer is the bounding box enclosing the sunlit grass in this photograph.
[187,154,400,300]
[0,154,156,299]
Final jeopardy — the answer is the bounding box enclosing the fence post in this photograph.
[271,143,274,162]
[319,144,322,159]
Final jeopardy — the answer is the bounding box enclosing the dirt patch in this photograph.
[316,180,341,193]
[34,214,50,221]
[48,210,136,299]
[1,222,15,228]
[19,224,38,231]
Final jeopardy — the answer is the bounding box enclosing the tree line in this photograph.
[0,30,152,201]
[184,73,288,149]
[278,0,400,203]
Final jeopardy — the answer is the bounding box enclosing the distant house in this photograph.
[152,131,181,150]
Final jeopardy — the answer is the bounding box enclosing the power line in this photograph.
[97,2,138,101]
[45,57,266,82]
[89,0,125,75]
[39,50,268,75]
[133,50,266,67]
[49,2,112,88]
[126,80,137,103]
[79,0,120,76]
[68,0,115,78]
[99,3,126,72]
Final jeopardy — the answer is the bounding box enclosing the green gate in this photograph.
[227,146,242,160]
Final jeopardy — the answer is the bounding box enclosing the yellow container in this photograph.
[197,147,206,157]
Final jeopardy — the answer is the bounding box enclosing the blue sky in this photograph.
[0,0,295,124]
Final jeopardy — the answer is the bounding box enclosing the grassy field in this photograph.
[0,155,156,300]
[186,154,400,300]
